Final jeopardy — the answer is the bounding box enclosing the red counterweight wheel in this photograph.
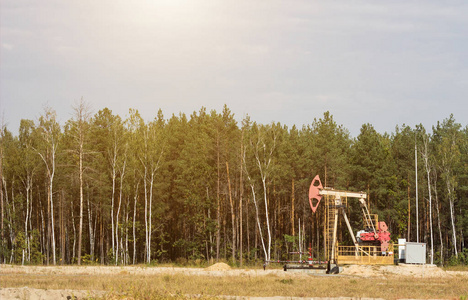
[308,175,323,213]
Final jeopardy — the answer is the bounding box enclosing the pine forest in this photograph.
[1,102,468,267]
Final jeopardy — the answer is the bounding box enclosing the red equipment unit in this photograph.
[357,221,391,252]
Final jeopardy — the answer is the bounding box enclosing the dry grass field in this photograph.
[1,263,468,299]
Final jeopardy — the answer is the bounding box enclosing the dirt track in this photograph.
[1,263,466,278]
[1,263,467,299]
[0,263,286,277]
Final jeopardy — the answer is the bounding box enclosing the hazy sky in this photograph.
[1,0,467,137]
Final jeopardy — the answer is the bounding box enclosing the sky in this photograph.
[1,0,468,137]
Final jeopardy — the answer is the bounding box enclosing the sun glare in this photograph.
[115,0,207,26]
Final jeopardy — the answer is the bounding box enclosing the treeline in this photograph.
[1,102,467,266]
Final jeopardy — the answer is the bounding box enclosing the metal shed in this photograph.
[405,242,426,264]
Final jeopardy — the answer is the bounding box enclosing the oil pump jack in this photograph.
[308,175,392,267]
[267,175,393,273]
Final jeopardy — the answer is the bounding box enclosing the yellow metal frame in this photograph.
[324,195,335,261]
[336,244,395,265]
[321,190,392,265]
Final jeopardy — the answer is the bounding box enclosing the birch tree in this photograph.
[418,125,434,264]
[243,121,276,262]
[0,124,16,263]
[432,171,444,264]
[18,119,38,263]
[67,99,92,265]
[115,147,127,264]
[434,115,461,258]
[92,108,126,262]
[35,106,61,265]
[127,109,165,263]
[145,112,165,263]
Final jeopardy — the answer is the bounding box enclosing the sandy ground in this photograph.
[2,262,466,278]
[340,263,468,278]
[0,287,106,300]
[0,263,287,278]
[1,263,467,299]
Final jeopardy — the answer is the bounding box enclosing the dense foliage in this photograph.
[1,103,467,266]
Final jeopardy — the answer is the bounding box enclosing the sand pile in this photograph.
[205,262,232,271]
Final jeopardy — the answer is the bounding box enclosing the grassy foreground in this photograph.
[1,269,468,299]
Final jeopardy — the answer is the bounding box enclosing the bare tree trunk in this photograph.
[254,212,258,261]
[125,199,129,265]
[207,188,213,261]
[203,203,209,262]
[142,164,149,263]
[4,179,15,263]
[226,161,236,262]
[446,177,458,258]
[49,137,57,265]
[36,106,60,265]
[40,202,46,263]
[100,206,105,264]
[148,172,154,264]
[93,214,97,262]
[24,178,31,263]
[433,175,444,265]
[262,178,272,262]
[29,187,34,262]
[111,155,117,261]
[50,167,56,265]
[10,183,17,263]
[249,184,268,261]
[61,190,66,265]
[415,143,419,243]
[223,205,227,258]
[239,137,244,266]
[216,133,220,261]
[291,179,295,236]
[72,99,91,266]
[246,196,250,262]
[421,137,434,264]
[77,145,84,265]
[47,185,51,264]
[115,196,120,264]
[71,200,76,263]
[243,125,276,263]
[87,188,95,262]
[133,182,139,265]
[460,207,464,256]
[407,173,411,241]
[115,160,126,265]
